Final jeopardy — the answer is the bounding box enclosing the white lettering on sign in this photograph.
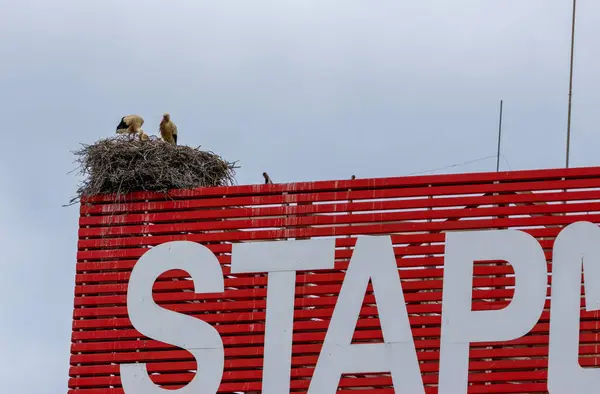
[308,236,424,393]
[120,221,600,394]
[120,241,225,394]
[230,238,336,394]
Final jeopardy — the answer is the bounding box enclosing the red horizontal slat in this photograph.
[73,263,513,289]
[68,368,549,388]
[78,200,600,239]
[80,177,600,215]
[76,217,589,258]
[69,331,600,359]
[80,165,600,204]
[68,385,548,394]
[79,187,600,228]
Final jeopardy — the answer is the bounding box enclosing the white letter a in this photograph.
[307,236,424,394]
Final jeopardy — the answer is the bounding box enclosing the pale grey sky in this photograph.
[0,0,598,392]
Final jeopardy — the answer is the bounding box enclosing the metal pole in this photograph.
[566,0,577,168]
[496,100,503,172]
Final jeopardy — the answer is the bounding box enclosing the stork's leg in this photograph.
[173,134,177,145]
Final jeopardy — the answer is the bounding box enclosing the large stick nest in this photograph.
[69,136,238,204]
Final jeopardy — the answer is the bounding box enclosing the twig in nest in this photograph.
[67,135,239,205]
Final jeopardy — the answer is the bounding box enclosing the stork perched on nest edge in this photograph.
[160,113,178,145]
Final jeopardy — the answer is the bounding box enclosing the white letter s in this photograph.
[120,241,225,394]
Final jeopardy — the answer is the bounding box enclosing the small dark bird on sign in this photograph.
[351,175,356,180]
[263,172,273,184]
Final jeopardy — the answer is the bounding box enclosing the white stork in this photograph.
[159,113,178,145]
[116,114,144,140]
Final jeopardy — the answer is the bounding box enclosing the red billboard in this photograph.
[68,166,600,393]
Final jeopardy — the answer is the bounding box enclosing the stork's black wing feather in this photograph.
[116,117,127,131]
[173,134,177,145]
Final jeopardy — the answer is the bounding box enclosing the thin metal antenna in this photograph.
[566,0,577,168]
[496,100,504,172]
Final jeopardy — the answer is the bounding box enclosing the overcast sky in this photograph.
[0,0,599,392]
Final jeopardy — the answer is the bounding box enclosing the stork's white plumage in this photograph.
[116,114,145,140]
[160,113,178,145]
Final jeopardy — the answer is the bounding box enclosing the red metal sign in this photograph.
[69,167,600,393]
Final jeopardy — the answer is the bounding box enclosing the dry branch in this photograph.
[69,135,238,204]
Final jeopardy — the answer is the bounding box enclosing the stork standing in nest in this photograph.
[160,113,178,145]
[116,114,145,140]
